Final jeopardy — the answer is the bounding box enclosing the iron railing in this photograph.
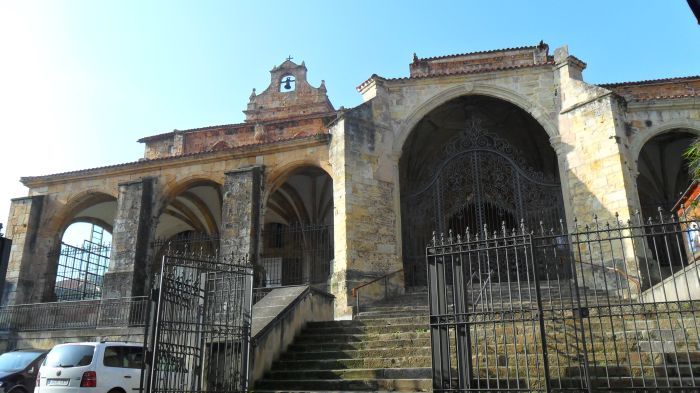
[427,210,700,392]
[0,296,148,331]
[351,269,403,314]
[259,223,333,288]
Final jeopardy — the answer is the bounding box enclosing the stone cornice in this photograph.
[21,134,331,188]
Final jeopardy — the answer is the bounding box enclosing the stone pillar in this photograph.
[2,196,46,305]
[221,166,263,264]
[329,103,404,319]
[555,46,640,223]
[555,46,643,290]
[102,177,156,298]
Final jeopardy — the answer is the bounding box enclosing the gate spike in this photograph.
[483,224,488,239]
[657,206,666,223]
[440,232,445,246]
[502,221,507,237]
[520,218,525,235]
[465,227,471,242]
[448,229,454,244]
[456,233,462,243]
[539,220,545,236]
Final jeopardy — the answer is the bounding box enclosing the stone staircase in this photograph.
[253,290,432,392]
[253,284,700,392]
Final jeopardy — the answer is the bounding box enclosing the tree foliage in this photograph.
[684,137,700,182]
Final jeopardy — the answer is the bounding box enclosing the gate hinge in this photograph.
[574,307,589,318]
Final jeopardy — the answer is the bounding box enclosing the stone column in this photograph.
[102,177,156,298]
[221,166,263,264]
[329,104,404,319]
[555,46,643,291]
[2,196,46,305]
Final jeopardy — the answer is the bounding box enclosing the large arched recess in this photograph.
[399,95,565,286]
[635,128,698,218]
[151,179,223,274]
[260,165,334,288]
[48,191,118,301]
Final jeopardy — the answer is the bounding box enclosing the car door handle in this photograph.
[124,376,132,379]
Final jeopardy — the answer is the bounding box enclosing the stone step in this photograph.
[254,378,432,392]
[271,356,433,371]
[307,316,428,327]
[294,331,430,344]
[281,347,431,361]
[287,337,431,352]
[264,367,431,380]
[304,323,429,335]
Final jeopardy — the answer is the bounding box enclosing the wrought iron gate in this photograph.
[428,212,700,392]
[402,118,565,287]
[144,252,253,393]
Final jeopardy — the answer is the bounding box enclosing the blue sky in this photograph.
[1,1,698,227]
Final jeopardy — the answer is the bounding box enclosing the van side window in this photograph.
[103,347,143,369]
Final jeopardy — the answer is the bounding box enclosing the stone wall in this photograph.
[329,101,404,318]
[5,138,330,306]
[102,178,156,298]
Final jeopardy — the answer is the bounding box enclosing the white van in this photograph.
[35,342,142,393]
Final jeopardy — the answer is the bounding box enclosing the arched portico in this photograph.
[392,84,559,158]
[398,94,565,286]
[260,165,334,289]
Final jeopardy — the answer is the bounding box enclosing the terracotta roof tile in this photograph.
[22,133,331,184]
[413,44,543,62]
[138,112,337,143]
[356,61,555,91]
[599,75,700,88]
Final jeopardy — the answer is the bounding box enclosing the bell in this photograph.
[283,77,292,90]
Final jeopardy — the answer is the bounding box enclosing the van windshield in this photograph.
[45,345,95,368]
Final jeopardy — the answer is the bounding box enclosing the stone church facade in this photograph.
[3,42,700,319]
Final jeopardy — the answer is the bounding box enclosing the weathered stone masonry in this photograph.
[3,45,700,318]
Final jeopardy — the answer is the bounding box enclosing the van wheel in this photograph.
[108,388,126,393]
[9,387,27,393]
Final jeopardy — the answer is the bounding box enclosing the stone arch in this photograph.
[155,177,223,240]
[265,159,333,202]
[158,176,223,217]
[398,93,565,287]
[630,119,700,164]
[43,190,118,302]
[393,84,558,157]
[260,162,335,288]
[49,190,118,240]
[631,122,700,216]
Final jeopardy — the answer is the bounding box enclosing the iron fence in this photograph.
[0,296,148,331]
[259,223,333,288]
[428,210,700,392]
[144,251,253,393]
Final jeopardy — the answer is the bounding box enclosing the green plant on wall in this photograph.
[685,138,700,182]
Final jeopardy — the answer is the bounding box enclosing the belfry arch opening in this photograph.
[260,166,333,289]
[53,194,117,301]
[399,95,565,286]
